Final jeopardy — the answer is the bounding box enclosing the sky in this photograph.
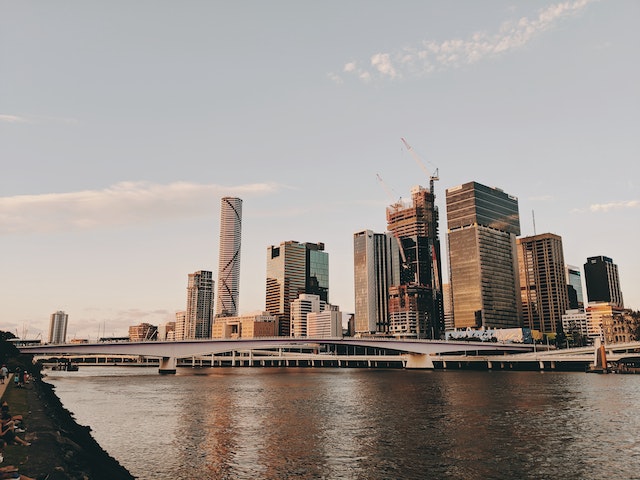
[1,0,638,340]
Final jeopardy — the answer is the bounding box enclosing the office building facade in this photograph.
[308,304,343,338]
[446,181,521,329]
[185,270,215,339]
[216,197,242,317]
[517,233,569,334]
[584,256,624,307]
[266,241,328,336]
[291,294,326,338]
[212,312,278,339]
[566,265,584,310]
[48,310,68,344]
[353,230,399,335]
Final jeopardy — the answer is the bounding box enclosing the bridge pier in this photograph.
[159,356,176,374]
[405,353,435,369]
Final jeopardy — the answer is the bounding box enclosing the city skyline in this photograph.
[1,1,639,339]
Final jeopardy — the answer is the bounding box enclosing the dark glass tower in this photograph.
[266,241,328,336]
[446,182,521,329]
[584,256,623,307]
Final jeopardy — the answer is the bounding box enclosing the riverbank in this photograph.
[1,374,135,480]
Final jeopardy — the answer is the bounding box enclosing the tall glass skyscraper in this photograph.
[266,241,328,336]
[517,233,569,333]
[566,264,584,309]
[216,197,242,317]
[446,181,521,329]
[48,310,68,344]
[584,255,624,307]
[353,230,399,335]
[185,270,214,339]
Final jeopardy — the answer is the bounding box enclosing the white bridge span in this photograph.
[19,337,532,373]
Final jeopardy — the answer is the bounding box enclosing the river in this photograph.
[45,366,640,480]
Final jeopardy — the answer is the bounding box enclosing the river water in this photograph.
[46,367,640,480]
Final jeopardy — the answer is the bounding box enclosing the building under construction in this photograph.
[386,185,444,339]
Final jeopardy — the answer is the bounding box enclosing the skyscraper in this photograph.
[566,265,584,309]
[353,230,399,335]
[266,241,328,336]
[584,256,624,307]
[446,181,521,329]
[517,233,569,334]
[385,185,444,338]
[185,270,215,339]
[48,310,68,344]
[216,197,242,317]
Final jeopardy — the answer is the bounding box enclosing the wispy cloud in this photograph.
[0,181,282,235]
[589,200,639,213]
[0,114,29,123]
[331,0,594,83]
[0,113,78,125]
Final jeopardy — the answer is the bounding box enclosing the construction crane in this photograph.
[375,173,399,204]
[375,173,411,276]
[401,137,439,195]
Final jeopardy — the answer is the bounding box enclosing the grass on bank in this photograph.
[1,375,31,468]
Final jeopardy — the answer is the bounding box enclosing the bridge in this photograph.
[19,337,532,373]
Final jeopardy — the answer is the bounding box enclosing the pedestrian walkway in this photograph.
[0,374,13,400]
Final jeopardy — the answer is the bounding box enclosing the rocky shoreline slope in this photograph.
[9,377,135,480]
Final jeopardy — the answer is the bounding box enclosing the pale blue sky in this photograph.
[1,1,638,340]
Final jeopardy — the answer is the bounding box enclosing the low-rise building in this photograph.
[308,304,343,338]
[128,323,158,341]
[212,312,277,339]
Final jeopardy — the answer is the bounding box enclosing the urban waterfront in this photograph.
[46,367,640,480]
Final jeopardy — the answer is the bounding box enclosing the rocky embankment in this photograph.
[14,377,135,480]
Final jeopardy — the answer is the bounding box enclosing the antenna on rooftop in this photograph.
[532,210,537,236]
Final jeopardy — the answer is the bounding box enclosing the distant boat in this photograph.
[51,360,79,372]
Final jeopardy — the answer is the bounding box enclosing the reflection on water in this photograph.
[47,367,640,480]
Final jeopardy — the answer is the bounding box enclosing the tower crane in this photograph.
[375,173,412,279]
[401,137,439,194]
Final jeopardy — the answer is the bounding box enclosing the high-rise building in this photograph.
[517,233,569,334]
[566,265,584,310]
[446,181,521,329]
[266,241,328,336]
[48,310,68,344]
[385,185,444,338]
[584,256,624,307]
[185,270,215,339]
[353,230,399,335]
[216,197,242,317]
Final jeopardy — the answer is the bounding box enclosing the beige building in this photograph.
[128,323,158,341]
[212,312,277,339]
[308,305,343,338]
[587,303,636,344]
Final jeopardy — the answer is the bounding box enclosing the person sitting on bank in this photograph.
[0,405,22,431]
[0,415,29,447]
